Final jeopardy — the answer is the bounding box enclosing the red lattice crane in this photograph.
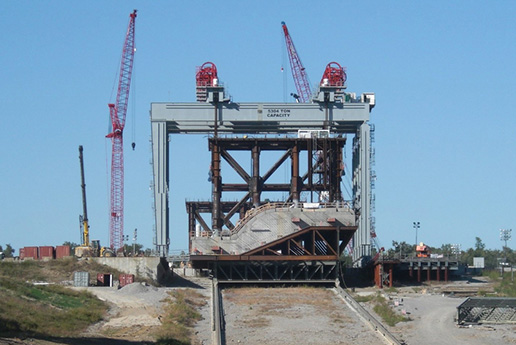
[281,21,312,103]
[106,10,137,250]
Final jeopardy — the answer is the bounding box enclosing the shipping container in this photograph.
[119,274,135,287]
[55,245,71,259]
[74,271,90,287]
[23,246,38,260]
[39,246,55,260]
[97,273,113,287]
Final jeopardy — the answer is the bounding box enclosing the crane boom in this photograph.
[106,9,137,250]
[281,21,312,103]
[78,145,89,247]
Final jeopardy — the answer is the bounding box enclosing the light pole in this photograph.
[500,229,512,278]
[133,228,137,256]
[500,229,512,250]
[451,244,461,260]
[413,221,420,246]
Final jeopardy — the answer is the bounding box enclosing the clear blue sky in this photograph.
[1,1,515,254]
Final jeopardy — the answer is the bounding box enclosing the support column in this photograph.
[389,265,393,288]
[427,265,431,281]
[352,123,371,265]
[151,121,169,257]
[436,266,440,281]
[331,143,344,202]
[251,144,261,208]
[187,204,196,253]
[211,141,222,235]
[291,144,301,207]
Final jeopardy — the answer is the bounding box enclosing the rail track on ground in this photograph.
[209,279,404,345]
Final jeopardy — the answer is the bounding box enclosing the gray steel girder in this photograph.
[150,100,373,261]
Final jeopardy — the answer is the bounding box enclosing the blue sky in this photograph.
[1,1,515,254]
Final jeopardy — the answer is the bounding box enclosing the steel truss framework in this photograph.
[151,87,374,264]
[191,226,356,281]
[186,201,252,252]
[207,137,346,237]
[457,297,516,324]
[213,260,340,282]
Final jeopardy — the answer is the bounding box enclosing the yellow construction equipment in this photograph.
[75,146,115,258]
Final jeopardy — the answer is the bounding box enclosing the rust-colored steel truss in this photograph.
[190,226,357,281]
[190,137,347,237]
[187,136,355,281]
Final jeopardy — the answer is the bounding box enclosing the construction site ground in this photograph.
[374,277,516,345]
[1,274,516,345]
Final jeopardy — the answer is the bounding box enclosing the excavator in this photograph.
[74,145,115,258]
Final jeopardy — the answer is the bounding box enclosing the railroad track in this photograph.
[209,280,404,345]
[211,279,225,345]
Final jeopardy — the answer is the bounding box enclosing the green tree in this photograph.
[3,244,14,257]
[474,237,486,256]
[389,241,414,258]
[63,241,80,252]
[122,243,144,256]
[438,243,453,257]
[460,247,475,266]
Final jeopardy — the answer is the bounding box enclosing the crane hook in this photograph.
[131,142,136,151]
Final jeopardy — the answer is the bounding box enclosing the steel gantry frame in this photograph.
[150,86,375,265]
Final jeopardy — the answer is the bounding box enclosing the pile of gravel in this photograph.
[116,282,169,305]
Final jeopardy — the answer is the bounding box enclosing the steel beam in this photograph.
[352,123,371,264]
[151,102,370,134]
[151,121,169,257]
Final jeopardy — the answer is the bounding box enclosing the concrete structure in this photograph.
[151,84,375,265]
[92,257,170,283]
[192,202,354,255]
[373,256,461,288]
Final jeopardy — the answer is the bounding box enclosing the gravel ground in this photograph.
[78,283,170,342]
[383,290,516,345]
[221,286,386,345]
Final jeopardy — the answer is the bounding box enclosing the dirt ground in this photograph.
[221,286,385,345]
[374,280,516,345]
[2,275,516,345]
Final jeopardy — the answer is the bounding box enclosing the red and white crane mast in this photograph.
[281,21,312,103]
[106,9,137,250]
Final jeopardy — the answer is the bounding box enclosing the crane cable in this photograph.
[131,62,136,150]
[280,25,287,102]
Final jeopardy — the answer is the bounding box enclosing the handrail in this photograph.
[229,201,353,235]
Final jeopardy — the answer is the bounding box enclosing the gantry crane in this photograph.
[106,9,137,251]
[281,21,312,103]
